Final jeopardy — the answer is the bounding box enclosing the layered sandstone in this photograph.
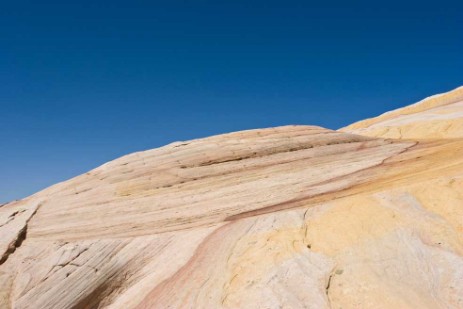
[1,87,463,308]
[342,86,463,139]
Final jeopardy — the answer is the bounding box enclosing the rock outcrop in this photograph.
[342,86,463,139]
[1,86,463,308]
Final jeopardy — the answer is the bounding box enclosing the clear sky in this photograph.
[1,0,462,202]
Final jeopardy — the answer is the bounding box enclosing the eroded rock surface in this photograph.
[1,87,463,308]
[342,86,463,139]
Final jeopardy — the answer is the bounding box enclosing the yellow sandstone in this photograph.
[1,86,462,308]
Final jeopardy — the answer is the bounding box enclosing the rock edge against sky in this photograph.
[1,86,463,308]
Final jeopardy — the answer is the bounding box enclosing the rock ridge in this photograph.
[1,88,463,308]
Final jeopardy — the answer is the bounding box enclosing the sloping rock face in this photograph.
[1,87,463,309]
[342,86,463,139]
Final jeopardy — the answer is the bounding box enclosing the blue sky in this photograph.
[1,0,462,202]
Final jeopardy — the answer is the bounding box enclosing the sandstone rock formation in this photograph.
[342,86,463,139]
[1,86,462,308]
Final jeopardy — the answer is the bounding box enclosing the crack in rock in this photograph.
[0,203,42,265]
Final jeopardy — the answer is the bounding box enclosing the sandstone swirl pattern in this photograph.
[1,86,463,308]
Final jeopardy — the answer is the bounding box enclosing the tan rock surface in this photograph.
[1,87,463,308]
[341,86,463,139]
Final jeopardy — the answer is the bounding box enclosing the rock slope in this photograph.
[1,86,463,308]
[342,86,463,139]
